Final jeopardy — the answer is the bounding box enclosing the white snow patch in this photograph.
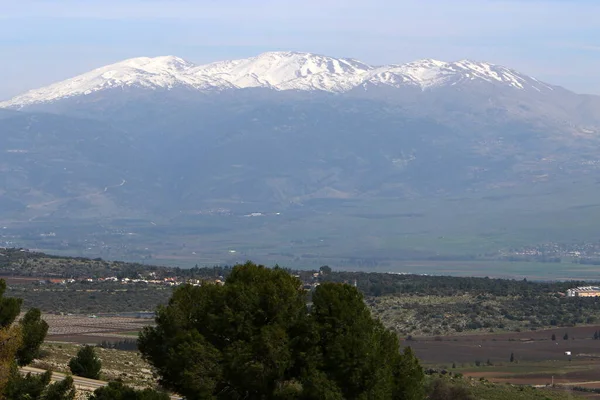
[0,52,555,108]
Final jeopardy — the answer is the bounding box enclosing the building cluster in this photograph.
[501,241,600,259]
[566,286,600,297]
[38,276,225,287]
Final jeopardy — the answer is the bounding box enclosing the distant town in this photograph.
[500,241,600,262]
[27,268,327,293]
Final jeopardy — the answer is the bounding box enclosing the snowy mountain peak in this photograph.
[118,55,194,70]
[406,58,448,67]
[190,51,374,91]
[0,52,553,108]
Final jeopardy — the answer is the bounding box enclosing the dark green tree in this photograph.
[319,265,332,275]
[139,262,308,399]
[41,376,77,400]
[16,308,49,366]
[89,380,169,400]
[68,345,102,379]
[4,367,50,399]
[0,280,22,329]
[394,346,425,400]
[6,365,78,400]
[139,262,425,400]
[311,282,419,399]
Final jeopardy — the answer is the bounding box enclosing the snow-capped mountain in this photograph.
[0,51,553,108]
[3,50,600,263]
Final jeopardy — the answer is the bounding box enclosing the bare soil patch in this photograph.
[43,313,151,342]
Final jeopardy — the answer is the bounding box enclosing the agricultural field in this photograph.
[409,325,600,396]
[8,283,172,314]
[425,375,592,400]
[42,313,151,342]
[30,314,156,389]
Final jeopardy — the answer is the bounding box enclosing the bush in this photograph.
[89,380,169,400]
[68,345,102,379]
[428,379,474,400]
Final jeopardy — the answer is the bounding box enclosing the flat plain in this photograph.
[409,325,600,395]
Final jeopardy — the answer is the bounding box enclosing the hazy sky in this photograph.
[1,0,599,99]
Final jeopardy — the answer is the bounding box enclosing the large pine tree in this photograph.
[139,262,425,399]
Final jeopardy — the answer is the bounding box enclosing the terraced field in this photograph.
[41,313,151,342]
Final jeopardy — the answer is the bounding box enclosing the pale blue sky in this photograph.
[1,0,599,99]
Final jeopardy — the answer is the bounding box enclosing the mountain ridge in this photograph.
[0,51,554,108]
[3,52,600,263]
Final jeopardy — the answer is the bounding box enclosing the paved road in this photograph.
[20,366,182,399]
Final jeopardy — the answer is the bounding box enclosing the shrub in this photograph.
[68,345,102,379]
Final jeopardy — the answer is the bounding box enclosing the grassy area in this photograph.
[369,293,600,337]
[425,373,590,400]
[34,343,156,389]
[468,381,587,400]
[453,362,593,377]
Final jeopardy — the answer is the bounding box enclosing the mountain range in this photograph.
[1,52,555,106]
[2,51,600,266]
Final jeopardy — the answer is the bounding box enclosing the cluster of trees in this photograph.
[138,262,426,399]
[0,278,169,400]
[0,278,75,399]
[0,279,48,368]
[4,369,76,400]
[321,271,582,298]
[1,261,436,399]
